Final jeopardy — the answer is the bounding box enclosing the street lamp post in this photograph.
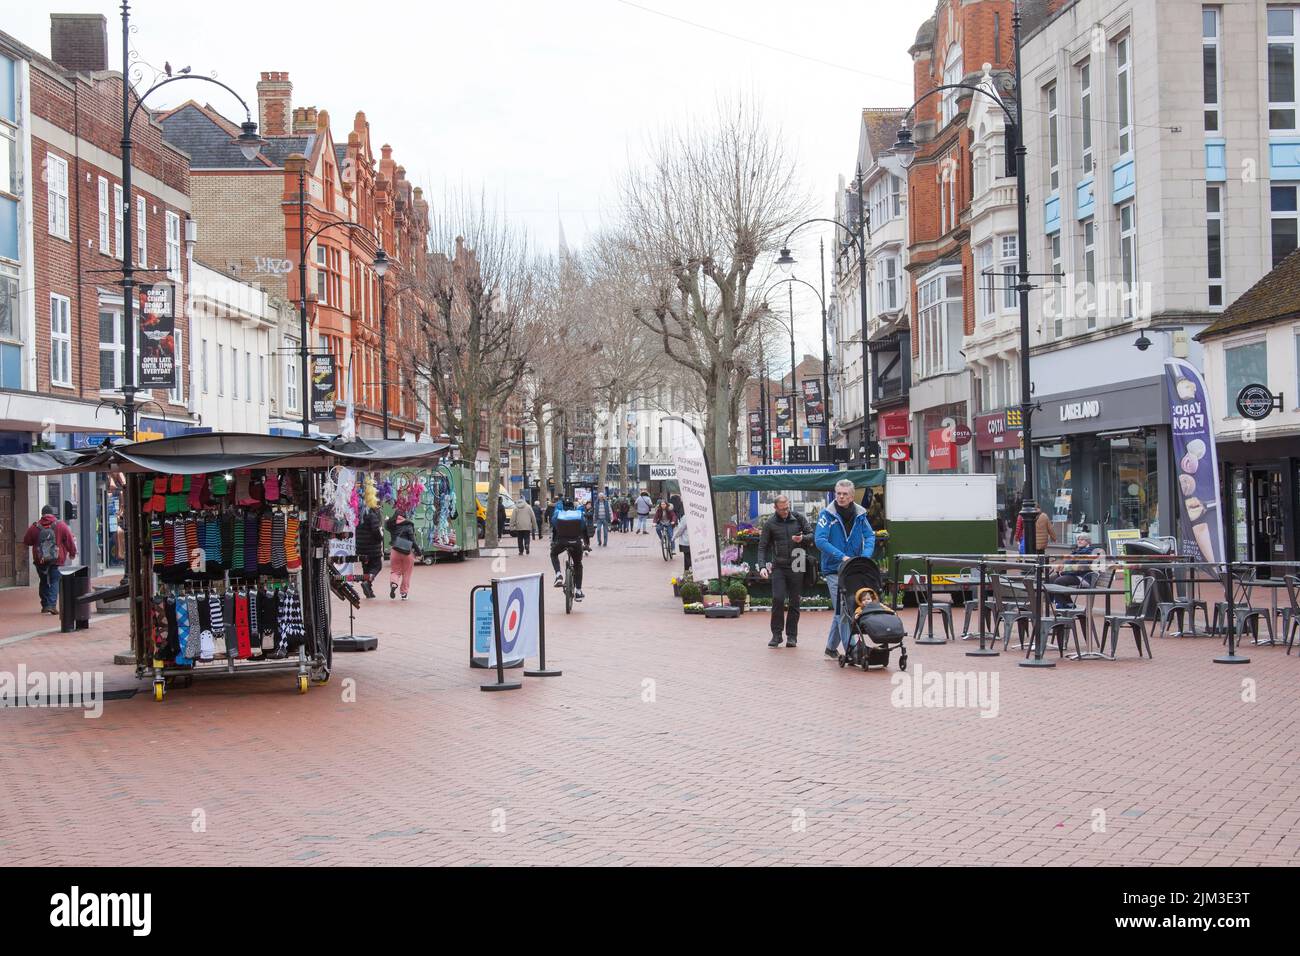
[760,275,830,461]
[374,247,392,439]
[286,153,388,439]
[887,3,1041,556]
[118,0,261,442]
[819,237,831,452]
[777,165,873,467]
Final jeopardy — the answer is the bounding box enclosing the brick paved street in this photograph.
[1,530,1298,866]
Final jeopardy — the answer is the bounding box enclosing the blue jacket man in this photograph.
[814,480,876,657]
[814,486,876,574]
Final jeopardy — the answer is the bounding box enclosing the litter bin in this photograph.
[1123,538,1175,617]
[58,565,90,632]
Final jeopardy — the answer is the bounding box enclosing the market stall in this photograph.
[0,433,448,701]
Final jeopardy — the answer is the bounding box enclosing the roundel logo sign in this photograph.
[501,587,526,654]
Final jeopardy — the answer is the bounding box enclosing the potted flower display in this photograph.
[679,580,703,611]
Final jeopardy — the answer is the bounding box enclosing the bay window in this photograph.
[916,267,963,379]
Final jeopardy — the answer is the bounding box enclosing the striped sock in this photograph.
[284,516,301,572]
[151,522,165,572]
[271,510,287,571]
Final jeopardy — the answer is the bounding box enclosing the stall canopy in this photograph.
[0,433,451,476]
[709,468,885,492]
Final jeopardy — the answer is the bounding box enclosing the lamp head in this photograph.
[776,247,796,274]
[1133,331,1152,351]
[236,121,263,162]
[890,119,917,170]
[372,247,391,278]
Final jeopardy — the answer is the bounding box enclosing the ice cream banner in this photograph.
[1164,357,1225,565]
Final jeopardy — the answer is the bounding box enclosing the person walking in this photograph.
[355,506,384,599]
[674,518,692,573]
[511,496,537,554]
[634,489,653,534]
[384,509,421,600]
[543,497,556,539]
[23,504,77,615]
[1014,507,1057,554]
[814,479,877,659]
[758,494,812,648]
[531,499,543,539]
[593,493,613,547]
[616,496,630,532]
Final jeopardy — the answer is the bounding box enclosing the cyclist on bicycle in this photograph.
[653,497,677,556]
[550,498,592,601]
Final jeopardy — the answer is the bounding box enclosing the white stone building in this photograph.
[188,260,277,434]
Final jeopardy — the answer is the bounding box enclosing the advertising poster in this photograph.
[1164,358,1224,564]
[137,284,176,388]
[801,379,825,426]
[488,573,541,666]
[774,395,792,437]
[311,354,337,422]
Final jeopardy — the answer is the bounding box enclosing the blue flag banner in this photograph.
[1164,357,1225,564]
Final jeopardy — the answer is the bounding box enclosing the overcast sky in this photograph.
[12,0,922,368]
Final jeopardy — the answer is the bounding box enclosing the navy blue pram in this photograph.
[836,557,908,671]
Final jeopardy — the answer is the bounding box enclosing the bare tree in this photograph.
[618,96,810,475]
[406,190,535,549]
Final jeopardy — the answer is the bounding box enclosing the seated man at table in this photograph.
[1047,534,1103,606]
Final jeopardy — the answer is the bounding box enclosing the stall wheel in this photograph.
[311,667,331,685]
[297,675,309,694]
[153,682,165,702]
[899,653,908,672]
[838,655,846,668]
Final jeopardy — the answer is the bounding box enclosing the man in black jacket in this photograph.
[354,507,384,598]
[758,494,812,648]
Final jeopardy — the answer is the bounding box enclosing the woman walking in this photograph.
[511,496,537,554]
[355,506,384,598]
[385,509,421,600]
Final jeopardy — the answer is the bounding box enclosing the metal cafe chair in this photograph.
[992,575,1034,651]
[958,566,996,639]
[910,571,954,641]
[1099,575,1157,659]
[1024,574,1083,660]
[1157,563,1209,638]
[1212,570,1276,645]
[1282,575,1300,655]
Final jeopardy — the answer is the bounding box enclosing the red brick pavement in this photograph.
[1,530,1298,866]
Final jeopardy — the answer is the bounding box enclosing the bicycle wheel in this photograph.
[564,559,574,614]
[660,529,672,562]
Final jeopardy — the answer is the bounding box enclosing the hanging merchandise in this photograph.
[364,473,379,510]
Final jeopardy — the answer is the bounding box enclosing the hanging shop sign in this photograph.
[774,396,793,437]
[649,464,677,480]
[975,410,1021,451]
[311,355,337,422]
[879,410,910,440]
[952,423,973,446]
[1235,384,1282,421]
[887,443,911,462]
[801,379,825,427]
[1165,358,1224,563]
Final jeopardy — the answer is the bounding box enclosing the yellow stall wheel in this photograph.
[153,682,164,702]
[297,675,309,694]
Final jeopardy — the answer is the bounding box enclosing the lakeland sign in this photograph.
[1059,399,1101,422]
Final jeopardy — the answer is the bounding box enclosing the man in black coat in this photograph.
[758,494,812,648]
[355,507,384,598]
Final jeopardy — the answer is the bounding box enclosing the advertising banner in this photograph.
[488,573,541,666]
[801,379,825,426]
[926,428,957,470]
[311,354,337,422]
[137,312,176,388]
[1164,358,1224,564]
[670,423,720,583]
[748,411,763,456]
[774,395,792,437]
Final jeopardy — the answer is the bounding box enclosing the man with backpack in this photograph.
[23,504,77,615]
[758,494,812,648]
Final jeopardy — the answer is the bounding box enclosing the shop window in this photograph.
[98,307,123,392]
[1270,185,1298,267]
[46,154,69,240]
[97,177,110,253]
[1115,35,1133,154]
[50,294,72,387]
[1224,341,1268,413]
[1203,7,1221,132]
[1269,7,1298,131]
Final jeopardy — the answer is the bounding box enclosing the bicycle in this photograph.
[562,545,591,614]
[657,523,674,562]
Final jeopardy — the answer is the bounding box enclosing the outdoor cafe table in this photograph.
[1238,576,1291,645]
[1043,583,1128,660]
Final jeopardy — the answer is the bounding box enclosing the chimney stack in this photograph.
[50,14,108,72]
[292,106,319,134]
[257,71,292,137]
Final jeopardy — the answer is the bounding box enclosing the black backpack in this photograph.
[36,524,59,564]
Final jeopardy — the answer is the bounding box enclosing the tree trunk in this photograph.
[597,398,615,496]
[619,442,629,496]
[550,409,564,501]
[485,409,502,549]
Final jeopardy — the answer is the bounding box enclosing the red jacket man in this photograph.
[22,505,77,614]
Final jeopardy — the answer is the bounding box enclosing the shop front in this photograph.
[1216,436,1299,565]
[1031,377,1174,551]
[877,410,910,473]
[974,410,1024,547]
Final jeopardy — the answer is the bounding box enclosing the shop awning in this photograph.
[710,468,885,492]
[0,446,116,475]
[318,438,450,469]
